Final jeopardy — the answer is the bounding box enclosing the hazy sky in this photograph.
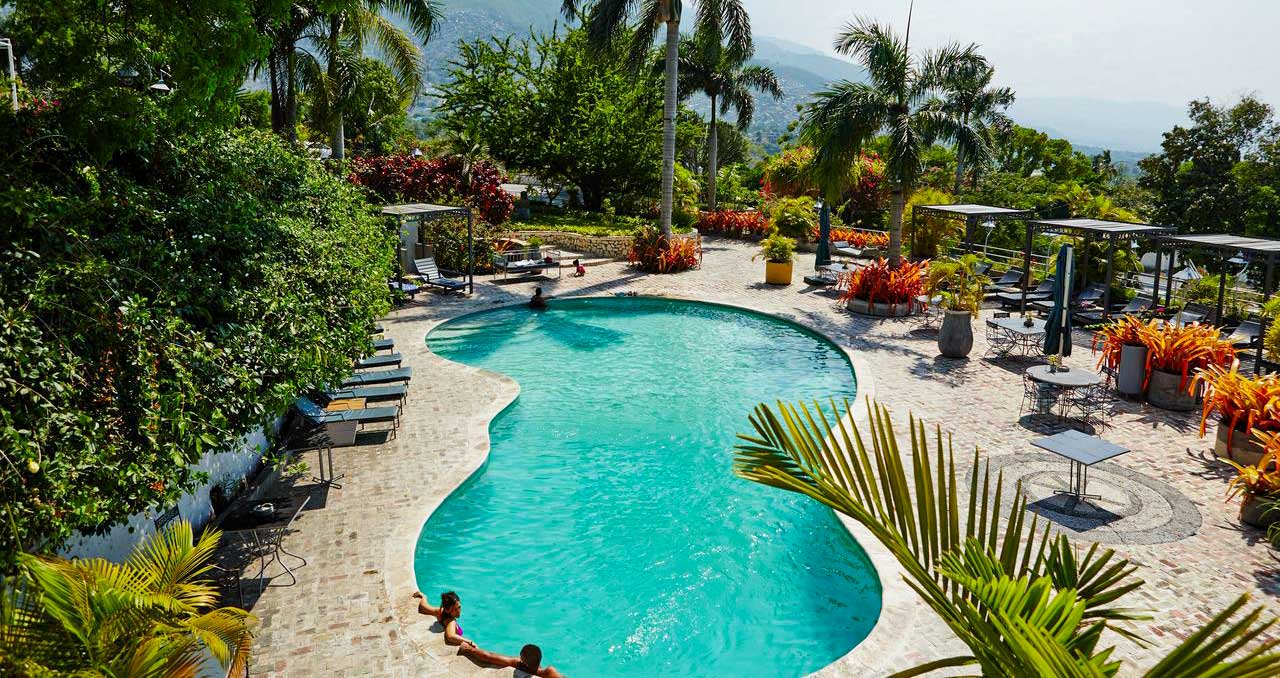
[743,0,1273,106]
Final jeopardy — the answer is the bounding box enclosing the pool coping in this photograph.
[384,294,929,677]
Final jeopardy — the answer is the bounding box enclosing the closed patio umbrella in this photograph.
[816,201,832,268]
[1044,243,1074,358]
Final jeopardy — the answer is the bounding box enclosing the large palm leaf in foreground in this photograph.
[0,521,255,676]
[734,398,1280,677]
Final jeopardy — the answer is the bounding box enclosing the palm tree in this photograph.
[677,28,781,210]
[312,0,439,159]
[938,57,1014,193]
[0,521,255,676]
[734,399,1280,676]
[800,18,986,267]
[563,0,753,234]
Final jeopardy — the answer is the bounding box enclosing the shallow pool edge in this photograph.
[385,295,924,678]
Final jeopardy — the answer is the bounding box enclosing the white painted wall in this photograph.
[60,422,280,563]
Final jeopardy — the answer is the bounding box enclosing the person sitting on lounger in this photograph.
[530,287,548,310]
[413,591,474,649]
[462,643,565,678]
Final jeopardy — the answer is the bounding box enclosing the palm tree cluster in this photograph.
[735,399,1280,676]
[256,0,440,158]
[801,16,1013,267]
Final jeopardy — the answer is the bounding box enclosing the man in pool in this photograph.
[529,287,548,310]
[462,642,565,678]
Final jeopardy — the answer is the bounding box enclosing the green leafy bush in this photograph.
[0,108,394,566]
[756,231,797,263]
[768,196,818,240]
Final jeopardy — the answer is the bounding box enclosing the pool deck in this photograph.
[246,236,1279,677]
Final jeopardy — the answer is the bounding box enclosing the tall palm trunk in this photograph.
[888,184,905,268]
[952,147,965,194]
[328,14,345,160]
[707,93,718,211]
[658,7,679,236]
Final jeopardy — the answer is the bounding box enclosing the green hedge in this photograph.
[0,111,394,566]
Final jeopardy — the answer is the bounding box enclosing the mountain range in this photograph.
[412,2,1187,158]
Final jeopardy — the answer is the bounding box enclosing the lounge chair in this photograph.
[1224,320,1263,349]
[995,277,1054,309]
[372,338,394,352]
[1170,309,1206,326]
[984,268,1025,297]
[323,384,407,406]
[1074,297,1151,324]
[1029,283,1107,313]
[295,396,399,437]
[974,261,993,277]
[409,257,468,292]
[340,367,412,387]
[355,353,402,370]
[832,240,862,259]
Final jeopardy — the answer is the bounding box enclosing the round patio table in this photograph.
[1025,364,1102,388]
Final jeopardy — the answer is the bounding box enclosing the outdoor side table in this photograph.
[1025,366,1105,422]
[221,494,311,594]
[1031,430,1129,500]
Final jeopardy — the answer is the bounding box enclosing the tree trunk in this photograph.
[268,46,285,134]
[658,13,679,236]
[952,147,965,194]
[707,95,718,211]
[328,15,345,160]
[889,185,905,268]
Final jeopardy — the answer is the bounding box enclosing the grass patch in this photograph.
[509,208,694,236]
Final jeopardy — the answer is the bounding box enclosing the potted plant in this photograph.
[1226,430,1280,529]
[755,230,797,285]
[1192,364,1280,465]
[1143,321,1236,411]
[1093,316,1150,399]
[839,258,929,317]
[932,255,989,359]
[527,235,545,258]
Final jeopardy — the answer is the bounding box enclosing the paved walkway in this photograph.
[244,236,1279,677]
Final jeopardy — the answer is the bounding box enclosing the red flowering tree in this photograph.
[347,155,514,225]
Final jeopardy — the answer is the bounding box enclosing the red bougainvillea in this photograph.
[347,155,514,225]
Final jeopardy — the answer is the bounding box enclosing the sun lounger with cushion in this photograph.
[323,384,407,405]
[995,277,1054,309]
[340,367,412,387]
[1029,283,1106,313]
[1074,297,1151,324]
[410,257,469,291]
[372,338,394,352]
[983,268,1025,297]
[1224,320,1263,349]
[355,353,402,369]
[295,397,399,437]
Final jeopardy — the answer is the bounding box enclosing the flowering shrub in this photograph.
[1093,317,1236,390]
[839,259,929,310]
[347,154,514,225]
[810,227,890,249]
[629,226,701,273]
[1193,364,1280,448]
[696,209,769,237]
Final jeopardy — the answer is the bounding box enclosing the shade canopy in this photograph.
[382,203,475,293]
[1028,218,1175,240]
[914,204,1034,220]
[1159,233,1280,257]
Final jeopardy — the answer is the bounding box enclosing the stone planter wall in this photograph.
[846,297,919,318]
[506,230,632,259]
[1240,494,1280,529]
[1215,421,1267,467]
[1146,369,1199,411]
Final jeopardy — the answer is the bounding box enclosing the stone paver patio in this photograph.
[242,236,1280,677]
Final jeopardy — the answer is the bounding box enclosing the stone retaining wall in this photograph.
[507,230,632,259]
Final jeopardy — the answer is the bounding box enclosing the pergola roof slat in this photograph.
[1028,218,1174,240]
[381,203,471,219]
[1161,233,1280,256]
[915,203,1034,220]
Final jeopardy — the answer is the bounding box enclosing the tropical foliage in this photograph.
[0,521,254,676]
[767,196,818,240]
[0,106,393,565]
[734,399,1280,677]
[839,259,929,310]
[697,209,770,237]
[1093,318,1236,390]
[755,231,796,264]
[346,154,514,225]
[628,227,701,273]
[1193,365,1280,447]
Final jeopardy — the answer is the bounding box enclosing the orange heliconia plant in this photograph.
[1092,317,1235,390]
[838,258,929,310]
[1192,364,1280,448]
[1226,430,1280,499]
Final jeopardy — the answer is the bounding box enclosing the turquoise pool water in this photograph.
[416,297,880,677]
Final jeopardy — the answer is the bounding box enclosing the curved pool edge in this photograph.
[384,295,925,677]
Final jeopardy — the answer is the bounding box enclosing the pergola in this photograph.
[382,203,474,294]
[1154,233,1280,371]
[911,203,1035,256]
[1024,218,1175,316]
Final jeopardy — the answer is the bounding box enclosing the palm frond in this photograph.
[833,17,907,95]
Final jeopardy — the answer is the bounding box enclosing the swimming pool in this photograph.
[416,297,880,677]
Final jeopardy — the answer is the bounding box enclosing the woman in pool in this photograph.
[413,591,474,649]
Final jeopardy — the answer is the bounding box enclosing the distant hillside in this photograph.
[1008,97,1186,154]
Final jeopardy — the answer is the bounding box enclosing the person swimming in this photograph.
[462,643,565,678]
[529,287,548,310]
[413,591,474,649]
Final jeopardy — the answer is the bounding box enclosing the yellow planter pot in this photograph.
[764,260,793,285]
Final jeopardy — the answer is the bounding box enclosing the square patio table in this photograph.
[1031,430,1129,500]
[986,316,1047,358]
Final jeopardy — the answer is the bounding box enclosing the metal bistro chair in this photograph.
[247,495,311,593]
[916,294,944,331]
[1065,382,1112,428]
[984,312,1016,359]
[1021,373,1060,417]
